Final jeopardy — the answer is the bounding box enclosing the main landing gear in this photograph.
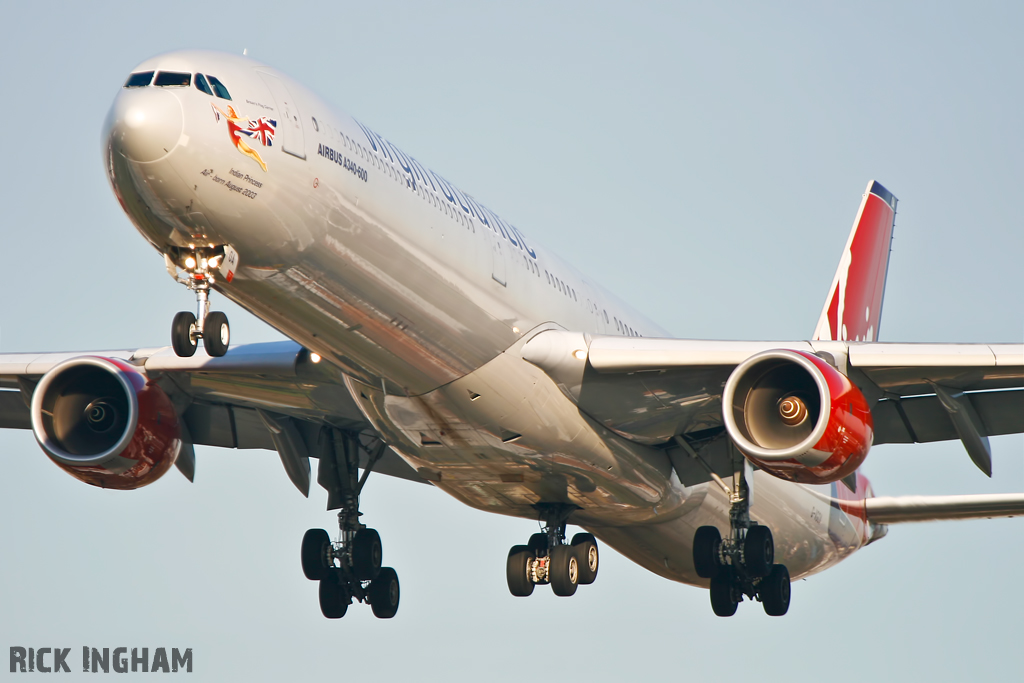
[506,504,600,598]
[302,429,400,619]
[692,461,791,617]
[167,247,230,357]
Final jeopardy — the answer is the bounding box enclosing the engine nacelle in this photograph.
[721,349,873,485]
[30,357,182,489]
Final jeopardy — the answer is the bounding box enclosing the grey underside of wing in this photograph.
[534,334,1024,448]
[0,342,424,485]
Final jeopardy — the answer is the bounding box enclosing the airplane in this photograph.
[1,49,1022,620]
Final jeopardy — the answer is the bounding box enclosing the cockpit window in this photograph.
[154,71,191,87]
[124,71,154,88]
[207,75,232,101]
[194,73,214,96]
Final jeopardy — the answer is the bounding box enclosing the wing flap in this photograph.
[873,390,1024,445]
[0,390,30,430]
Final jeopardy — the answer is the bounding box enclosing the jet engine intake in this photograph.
[722,349,873,484]
[30,357,181,489]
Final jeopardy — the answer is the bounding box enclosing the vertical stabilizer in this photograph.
[812,181,897,342]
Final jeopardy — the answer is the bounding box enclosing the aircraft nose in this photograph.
[105,87,184,162]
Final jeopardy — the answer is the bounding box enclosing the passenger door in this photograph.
[257,72,306,160]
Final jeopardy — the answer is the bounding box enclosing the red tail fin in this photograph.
[813,181,897,342]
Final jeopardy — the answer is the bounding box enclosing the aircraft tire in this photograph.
[693,526,722,579]
[352,528,383,581]
[760,564,791,617]
[709,575,738,617]
[204,311,230,357]
[744,525,774,578]
[301,528,331,581]
[369,567,400,619]
[506,545,535,597]
[171,311,198,357]
[549,545,579,597]
[319,577,349,619]
[571,533,599,585]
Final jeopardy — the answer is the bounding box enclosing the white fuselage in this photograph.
[103,50,871,586]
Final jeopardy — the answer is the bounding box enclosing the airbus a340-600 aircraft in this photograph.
[3,50,1022,619]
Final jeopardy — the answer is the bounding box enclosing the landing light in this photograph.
[572,349,587,361]
[184,256,196,269]
[310,352,322,364]
[209,256,221,268]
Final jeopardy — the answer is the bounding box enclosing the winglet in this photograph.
[813,181,898,342]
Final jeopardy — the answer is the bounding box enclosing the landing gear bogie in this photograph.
[691,444,792,617]
[301,430,399,619]
[505,505,599,598]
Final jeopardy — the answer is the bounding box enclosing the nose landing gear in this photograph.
[692,456,791,617]
[506,504,599,598]
[166,247,231,357]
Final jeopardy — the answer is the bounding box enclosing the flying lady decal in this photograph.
[212,104,277,172]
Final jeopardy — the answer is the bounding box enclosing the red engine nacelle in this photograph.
[721,349,873,485]
[30,356,182,489]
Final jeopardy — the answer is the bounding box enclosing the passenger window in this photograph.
[154,71,190,87]
[124,71,154,88]
[207,76,232,100]
[194,73,213,96]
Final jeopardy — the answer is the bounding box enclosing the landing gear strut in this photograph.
[301,428,399,619]
[692,455,791,617]
[167,247,231,357]
[506,504,599,598]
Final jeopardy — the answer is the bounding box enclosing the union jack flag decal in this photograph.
[244,117,277,147]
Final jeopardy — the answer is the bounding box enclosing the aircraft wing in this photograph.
[0,342,422,491]
[861,493,1024,523]
[522,331,1024,477]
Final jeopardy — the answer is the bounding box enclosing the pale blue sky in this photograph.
[1,2,1022,681]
